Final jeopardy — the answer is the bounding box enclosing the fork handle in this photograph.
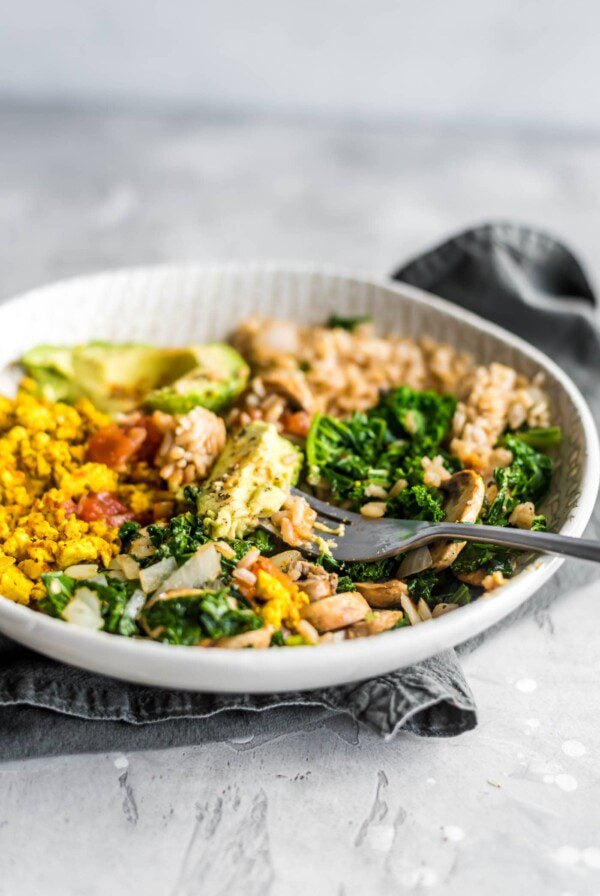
[431,522,600,563]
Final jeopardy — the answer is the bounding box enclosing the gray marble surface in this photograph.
[1,105,600,896]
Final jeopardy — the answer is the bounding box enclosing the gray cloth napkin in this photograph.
[1,221,598,760]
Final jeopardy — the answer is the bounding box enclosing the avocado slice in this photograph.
[21,341,244,416]
[143,344,249,414]
[21,344,84,403]
[71,342,199,414]
[197,421,302,539]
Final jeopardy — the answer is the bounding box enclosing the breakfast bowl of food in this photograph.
[0,264,597,692]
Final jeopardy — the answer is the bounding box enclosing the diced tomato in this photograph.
[281,410,312,438]
[88,416,164,469]
[88,424,142,470]
[74,491,134,526]
[125,415,163,461]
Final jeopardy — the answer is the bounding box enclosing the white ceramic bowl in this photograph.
[0,264,598,692]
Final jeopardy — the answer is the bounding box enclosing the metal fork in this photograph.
[283,488,600,564]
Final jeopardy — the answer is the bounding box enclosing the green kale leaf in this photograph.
[372,386,457,454]
[142,588,262,645]
[325,314,372,331]
[40,571,141,636]
[484,434,552,528]
[305,386,457,521]
[117,520,141,551]
[386,483,445,522]
[84,578,141,636]
[39,571,76,617]
[451,542,514,577]
[144,512,209,566]
[407,569,472,608]
[506,426,562,450]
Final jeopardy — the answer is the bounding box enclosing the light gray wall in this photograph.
[2,0,600,128]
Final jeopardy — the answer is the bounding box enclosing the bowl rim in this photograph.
[0,261,598,691]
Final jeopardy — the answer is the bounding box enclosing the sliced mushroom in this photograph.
[429,470,485,571]
[431,602,460,618]
[456,569,487,587]
[301,592,370,632]
[354,579,408,609]
[215,626,273,649]
[417,598,432,621]
[261,369,315,412]
[345,610,403,639]
[301,576,336,602]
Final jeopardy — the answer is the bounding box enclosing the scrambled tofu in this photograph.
[0,382,156,604]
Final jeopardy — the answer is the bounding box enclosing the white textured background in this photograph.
[2,0,600,128]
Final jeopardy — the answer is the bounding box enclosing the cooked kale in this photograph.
[40,571,141,636]
[335,575,356,593]
[306,412,391,504]
[451,542,515,577]
[503,435,553,505]
[386,483,445,522]
[118,520,141,551]
[448,583,472,606]
[305,386,457,520]
[371,386,457,453]
[145,512,209,566]
[218,530,277,579]
[317,552,397,584]
[325,314,372,331]
[485,434,552,529]
[142,588,262,645]
[136,511,276,580]
[39,571,76,617]
[393,615,411,629]
[183,484,201,507]
[406,569,472,608]
[84,578,141,636]
[506,426,562,450]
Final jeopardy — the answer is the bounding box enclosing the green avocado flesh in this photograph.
[143,344,249,414]
[21,342,249,416]
[197,421,303,540]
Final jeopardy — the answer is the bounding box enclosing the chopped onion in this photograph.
[417,598,432,621]
[116,554,141,580]
[159,544,221,593]
[130,532,155,559]
[139,557,177,594]
[64,563,99,580]
[62,587,103,630]
[432,602,460,618]
[397,546,432,578]
[399,593,422,626]
[124,588,146,620]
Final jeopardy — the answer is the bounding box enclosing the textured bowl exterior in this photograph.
[0,264,597,692]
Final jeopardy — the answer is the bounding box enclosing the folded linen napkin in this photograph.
[1,222,598,760]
